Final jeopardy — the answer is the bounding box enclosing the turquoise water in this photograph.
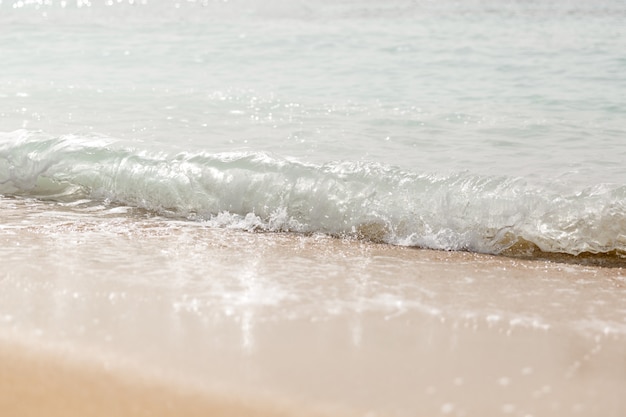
[1,0,626,259]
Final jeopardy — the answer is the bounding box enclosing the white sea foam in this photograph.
[2,132,625,261]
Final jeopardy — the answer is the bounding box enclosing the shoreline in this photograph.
[1,203,625,416]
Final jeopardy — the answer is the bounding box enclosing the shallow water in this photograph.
[1,196,626,416]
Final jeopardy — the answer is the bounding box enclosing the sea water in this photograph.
[1,0,626,258]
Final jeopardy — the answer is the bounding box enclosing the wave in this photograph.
[1,131,625,265]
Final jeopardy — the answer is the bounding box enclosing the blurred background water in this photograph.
[2,0,625,181]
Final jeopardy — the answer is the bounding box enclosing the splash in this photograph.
[2,131,625,264]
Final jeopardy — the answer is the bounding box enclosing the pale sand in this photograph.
[0,336,334,417]
[0,340,263,417]
[1,200,625,416]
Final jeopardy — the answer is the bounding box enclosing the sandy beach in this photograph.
[1,197,625,417]
[0,339,275,417]
[1,308,624,417]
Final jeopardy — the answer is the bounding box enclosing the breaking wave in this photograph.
[2,131,625,265]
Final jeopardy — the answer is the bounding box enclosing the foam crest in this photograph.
[1,131,625,262]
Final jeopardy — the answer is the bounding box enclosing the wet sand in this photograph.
[0,340,275,417]
[1,310,624,417]
[1,198,626,416]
